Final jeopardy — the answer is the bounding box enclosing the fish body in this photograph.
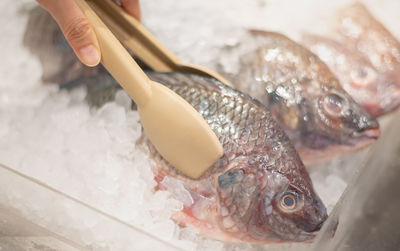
[230,30,379,165]
[302,34,398,117]
[67,71,327,242]
[336,3,400,80]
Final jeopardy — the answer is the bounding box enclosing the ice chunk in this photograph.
[161,176,194,207]
[96,102,127,126]
[115,90,133,111]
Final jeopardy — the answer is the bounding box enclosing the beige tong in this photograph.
[74,0,223,179]
[82,0,232,87]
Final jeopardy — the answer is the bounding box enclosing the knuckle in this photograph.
[64,17,92,43]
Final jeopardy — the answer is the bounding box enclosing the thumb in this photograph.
[120,0,141,21]
[37,0,101,67]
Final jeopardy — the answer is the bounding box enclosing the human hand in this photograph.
[37,0,140,67]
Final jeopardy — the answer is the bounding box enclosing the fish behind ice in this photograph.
[302,34,398,117]
[25,7,327,243]
[336,3,400,76]
[335,3,400,107]
[226,30,379,165]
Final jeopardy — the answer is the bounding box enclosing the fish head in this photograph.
[333,54,400,117]
[216,156,327,242]
[299,86,380,162]
[336,3,400,83]
[257,171,327,241]
[344,63,388,116]
[301,33,396,117]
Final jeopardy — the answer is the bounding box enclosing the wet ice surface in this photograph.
[0,0,399,250]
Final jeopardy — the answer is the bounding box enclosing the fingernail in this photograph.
[79,45,100,66]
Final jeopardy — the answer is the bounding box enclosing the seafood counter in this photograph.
[1,0,400,250]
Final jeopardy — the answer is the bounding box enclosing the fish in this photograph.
[26,7,327,243]
[227,30,379,165]
[302,34,399,117]
[335,3,400,75]
[62,70,327,243]
[335,3,400,102]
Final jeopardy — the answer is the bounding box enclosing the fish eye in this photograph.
[357,68,368,78]
[322,93,345,117]
[350,67,377,88]
[280,191,298,211]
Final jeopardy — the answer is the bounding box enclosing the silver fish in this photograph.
[228,30,379,165]
[302,34,398,117]
[336,3,400,79]
[65,71,328,243]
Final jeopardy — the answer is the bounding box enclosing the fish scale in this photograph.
[227,30,379,165]
[131,72,326,242]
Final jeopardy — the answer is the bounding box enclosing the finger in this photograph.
[120,0,141,21]
[37,0,101,66]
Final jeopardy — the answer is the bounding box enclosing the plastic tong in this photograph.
[74,0,226,179]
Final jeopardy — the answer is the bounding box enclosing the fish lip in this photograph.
[301,222,325,234]
[358,127,380,139]
[346,126,380,151]
[300,231,318,240]
[309,211,328,233]
[305,203,328,234]
[353,126,380,140]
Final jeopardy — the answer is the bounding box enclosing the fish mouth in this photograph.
[350,115,380,141]
[356,126,380,139]
[299,215,327,234]
[290,219,324,243]
[302,220,325,235]
[300,198,328,234]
